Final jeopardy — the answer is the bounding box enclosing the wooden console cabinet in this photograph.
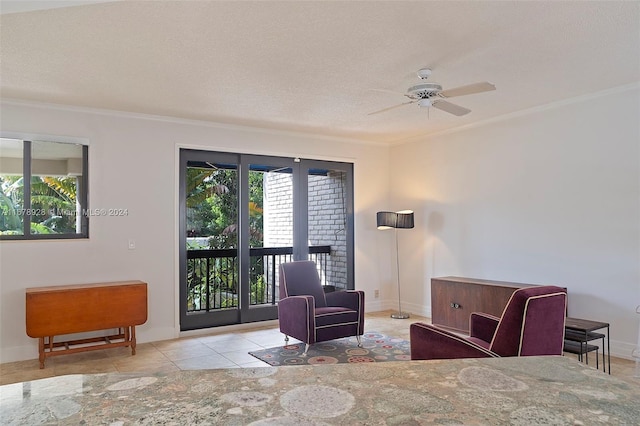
[26,280,147,368]
[431,276,536,334]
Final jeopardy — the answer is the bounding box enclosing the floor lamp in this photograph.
[377,210,414,319]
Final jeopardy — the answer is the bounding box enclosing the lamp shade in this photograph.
[396,211,414,229]
[377,210,414,229]
[376,211,396,230]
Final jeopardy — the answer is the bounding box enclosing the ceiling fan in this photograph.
[369,68,496,116]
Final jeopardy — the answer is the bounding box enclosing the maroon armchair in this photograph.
[277,260,365,354]
[411,285,567,360]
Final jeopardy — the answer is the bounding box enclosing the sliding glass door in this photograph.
[179,150,353,331]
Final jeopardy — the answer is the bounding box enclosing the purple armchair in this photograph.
[411,285,567,360]
[277,260,365,354]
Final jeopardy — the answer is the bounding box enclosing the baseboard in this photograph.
[365,299,386,312]
[401,301,431,319]
[139,326,182,344]
[1,344,38,364]
[609,339,637,361]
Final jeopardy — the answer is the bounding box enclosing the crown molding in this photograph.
[0,98,387,148]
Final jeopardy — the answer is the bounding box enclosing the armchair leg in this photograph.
[284,335,289,344]
[356,335,362,347]
[302,343,310,356]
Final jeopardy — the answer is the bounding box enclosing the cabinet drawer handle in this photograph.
[450,302,461,309]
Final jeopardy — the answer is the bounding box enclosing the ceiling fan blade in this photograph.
[432,100,471,116]
[440,82,496,98]
[368,101,415,115]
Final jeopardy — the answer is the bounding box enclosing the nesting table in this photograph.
[563,317,610,374]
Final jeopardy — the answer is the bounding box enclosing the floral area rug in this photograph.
[248,332,411,366]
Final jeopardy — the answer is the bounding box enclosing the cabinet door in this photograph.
[475,285,519,319]
[431,278,521,334]
[431,279,475,333]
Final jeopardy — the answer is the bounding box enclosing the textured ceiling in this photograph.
[1,1,639,144]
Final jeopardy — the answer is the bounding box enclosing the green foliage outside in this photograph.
[186,166,268,311]
[0,175,79,235]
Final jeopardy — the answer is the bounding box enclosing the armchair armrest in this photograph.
[325,290,364,311]
[325,290,365,335]
[410,322,498,360]
[469,312,500,344]
[277,295,315,344]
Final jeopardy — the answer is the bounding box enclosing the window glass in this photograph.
[30,141,84,234]
[0,138,88,239]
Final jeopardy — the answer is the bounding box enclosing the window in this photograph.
[0,138,89,239]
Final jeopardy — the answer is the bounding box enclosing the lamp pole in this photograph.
[391,226,409,319]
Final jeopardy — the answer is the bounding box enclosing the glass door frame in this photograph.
[179,149,241,330]
[239,154,297,324]
[299,158,355,288]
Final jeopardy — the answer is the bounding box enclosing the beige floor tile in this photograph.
[236,360,273,368]
[0,359,41,375]
[203,338,264,353]
[0,368,56,386]
[196,333,243,344]
[161,343,218,362]
[151,336,208,351]
[103,342,156,356]
[53,360,119,376]
[173,353,236,370]
[221,349,264,365]
[112,351,170,369]
[238,328,283,339]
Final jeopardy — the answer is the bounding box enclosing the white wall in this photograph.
[390,85,640,358]
[0,101,392,363]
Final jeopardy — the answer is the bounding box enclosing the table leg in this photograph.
[38,337,45,369]
[584,339,589,365]
[607,326,611,374]
[601,335,606,373]
[131,326,137,356]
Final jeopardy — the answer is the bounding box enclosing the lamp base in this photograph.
[391,312,410,319]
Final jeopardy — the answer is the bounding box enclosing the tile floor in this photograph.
[1,311,638,386]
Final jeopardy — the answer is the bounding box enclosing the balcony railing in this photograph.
[186,245,332,313]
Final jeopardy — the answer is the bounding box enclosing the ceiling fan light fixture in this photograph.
[418,99,432,108]
[417,68,432,80]
[407,83,442,99]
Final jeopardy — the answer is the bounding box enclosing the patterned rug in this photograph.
[248,332,411,366]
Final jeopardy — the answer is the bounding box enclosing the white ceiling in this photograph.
[1,1,639,144]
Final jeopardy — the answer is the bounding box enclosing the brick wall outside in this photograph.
[264,170,348,290]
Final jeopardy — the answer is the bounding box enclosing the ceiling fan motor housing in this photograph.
[407,83,443,99]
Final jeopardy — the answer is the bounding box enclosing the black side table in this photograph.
[564,317,610,374]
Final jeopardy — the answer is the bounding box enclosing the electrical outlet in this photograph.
[128,239,136,250]
[374,289,380,298]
